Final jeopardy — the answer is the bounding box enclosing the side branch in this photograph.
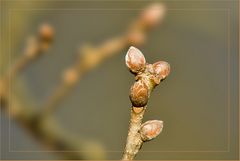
[0,24,105,160]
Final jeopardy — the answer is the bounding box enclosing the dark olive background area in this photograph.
[0,0,239,160]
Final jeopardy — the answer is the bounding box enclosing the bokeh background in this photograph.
[0,0,239,160]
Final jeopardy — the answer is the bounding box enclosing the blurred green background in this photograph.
[0,0,239,160]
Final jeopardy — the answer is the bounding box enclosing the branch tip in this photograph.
[125,46,146,74]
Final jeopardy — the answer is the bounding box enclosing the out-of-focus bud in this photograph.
[63,68,79,85]
[125,46,146,74]
[141,3,166,28]
[153,61,170,80]
[140,120,163,141]
[130,80,148,107]
[127,31,145,46]
[38,23,54,51]
[38,23,54,42]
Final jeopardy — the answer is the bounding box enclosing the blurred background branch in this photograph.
[0,2,165,160]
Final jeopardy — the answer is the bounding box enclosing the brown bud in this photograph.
[140,120,163,141]
[125,46,146,74]
[130,80,148,107]
[38,23,54,42]
[141,3,166,28]
[153,61,170,80]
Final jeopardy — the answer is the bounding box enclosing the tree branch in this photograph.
[0,23,105,160]
[122,46,170,160]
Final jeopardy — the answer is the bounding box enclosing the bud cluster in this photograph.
[24,23,54,59]
[125,46,170,107]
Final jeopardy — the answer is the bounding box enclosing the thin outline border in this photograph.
[0,0,235,156]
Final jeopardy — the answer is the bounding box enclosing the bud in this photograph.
[125,46,146,74]
[153,61,170,80]
[38,23,54,42]
[141,3,166,28]
[63,68,79,85]
[129,80,148,107]
[140,120,163,141]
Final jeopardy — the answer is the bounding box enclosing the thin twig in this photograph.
[0,23,54,106]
